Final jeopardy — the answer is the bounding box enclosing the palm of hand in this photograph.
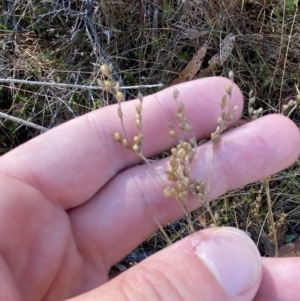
[1,173,108,300]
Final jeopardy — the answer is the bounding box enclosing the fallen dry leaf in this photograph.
[197,32,236,78]
[171,46,207,85]
[208,33,235,69]
[278,240,300,257]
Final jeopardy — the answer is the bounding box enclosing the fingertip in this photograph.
[265,113,300,154]
[193,227,262,300]
[249,114,300,164]
[77,227,262,301]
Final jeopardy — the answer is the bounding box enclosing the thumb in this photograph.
[69,227,262,301]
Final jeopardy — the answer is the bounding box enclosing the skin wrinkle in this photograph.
[0,175,67,300]
[71,207,110,264]
[127,262,182,301]
[160,254,197,301]
[42,240,72,300]
[27,213,73,300]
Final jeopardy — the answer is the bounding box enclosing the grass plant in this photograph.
[0,0,299,260]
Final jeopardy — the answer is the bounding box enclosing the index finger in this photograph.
[0,77,243,209]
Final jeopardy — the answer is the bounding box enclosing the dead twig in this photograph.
[0,78,163,90]
[0,112,48,132]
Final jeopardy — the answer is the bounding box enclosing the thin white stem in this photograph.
[0,78,163,91]
[0,112,48,132]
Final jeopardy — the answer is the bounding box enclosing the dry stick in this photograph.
[0,78,163,90]
[0,112,48,132]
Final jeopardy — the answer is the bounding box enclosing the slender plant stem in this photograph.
[0,112,48,132]
[0,78,163,91]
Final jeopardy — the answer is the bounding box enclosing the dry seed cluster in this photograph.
[163,89,201,210]
[282,99,297,113]
[163,142,199,201]
[163,89,208,231]
[248,90,263,120]
[97,64,132,149]
[268,212,287,244]
[274,212,287,230]
[250,187,263,217]
[281,85,300,116]
[132,92,144,155]
[211,72,238,145]
[111,72,239,232]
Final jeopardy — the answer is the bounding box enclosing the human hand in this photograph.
[0,77,299,301]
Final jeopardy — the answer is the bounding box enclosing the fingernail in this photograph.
[195,227,261,297]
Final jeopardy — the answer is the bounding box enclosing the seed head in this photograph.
[249,97,256,105]
[135,118,141,128]
[173,89,180,99]
[225,85,232,96]
[176,113,183,122]
[133,135,141,144]
[221,95,227,108]
[113,132,121,141]
[103,80,113,93]
[132,144,140,153]
[136,103,142,114]
[138,91,143,103]
[177,148,186,159]
[228,70,234,81]
[96,79,102,86]
[115,82,121,93]
[100,64,112,77]
[171,147,177,155]
[169,129,176,138]
[116,91,124,103]
[164,187,174,197]
[178,103,185,113]
[183,123,192,131]
[122,139,129,148]
[288,99,296,107]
